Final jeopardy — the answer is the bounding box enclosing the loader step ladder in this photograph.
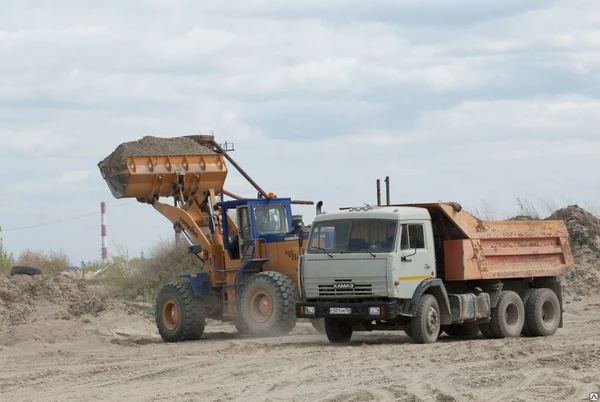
[220,259,269,318]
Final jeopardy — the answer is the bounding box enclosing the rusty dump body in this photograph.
[397,202,575,281]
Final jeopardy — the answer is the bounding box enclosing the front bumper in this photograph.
[296,300,400,320]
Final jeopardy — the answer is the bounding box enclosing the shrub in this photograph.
[16,249,70,274]
[99,239,201,301]
[0,227,14,276]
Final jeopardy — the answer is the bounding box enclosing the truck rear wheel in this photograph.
[520,288,535,336]
[155,281,205,342]
[411,294,441,344]
[525,288,560,336]
[483,290,524,338]
[324,318,353,343]
[239,272,297,337]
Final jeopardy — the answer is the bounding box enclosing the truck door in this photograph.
[395,222,436,298]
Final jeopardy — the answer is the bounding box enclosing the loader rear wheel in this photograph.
[324,318,353,343]
[155,281,205,342]
[525,288,560,337]
[239,272,297,337]
[411,294,441,344]
[483,290,524,339]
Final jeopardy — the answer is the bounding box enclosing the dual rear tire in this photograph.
[480,288,560,339]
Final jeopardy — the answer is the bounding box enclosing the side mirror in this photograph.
[292,214,304,248]
[401,245,418,262]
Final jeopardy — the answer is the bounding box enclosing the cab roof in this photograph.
[313,205,430,222]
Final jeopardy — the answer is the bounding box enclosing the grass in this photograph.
[96,239,201,302]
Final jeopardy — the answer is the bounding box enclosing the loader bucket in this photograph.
[98,136,228,201]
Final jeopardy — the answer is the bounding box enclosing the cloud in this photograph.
[1,0,599,263]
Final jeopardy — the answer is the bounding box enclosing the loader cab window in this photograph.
[400,224,425,250]
[253,205,289,235]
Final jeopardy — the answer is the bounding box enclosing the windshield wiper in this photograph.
[348,245,376,258]
[313,247,333,258]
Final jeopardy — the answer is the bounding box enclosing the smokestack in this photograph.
[376,179,381,206]
[385,176,390,206]
[101,202,108,262]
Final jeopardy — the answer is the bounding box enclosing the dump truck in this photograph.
[98,135,320,341]
[296,202,575,344]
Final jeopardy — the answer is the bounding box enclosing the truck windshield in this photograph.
[307,219,397,254]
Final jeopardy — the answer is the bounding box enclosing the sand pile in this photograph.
[98,136,216,199]
[547,205,600,297]
[0,274,106,331]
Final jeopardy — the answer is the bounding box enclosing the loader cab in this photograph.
[217,197,303,260]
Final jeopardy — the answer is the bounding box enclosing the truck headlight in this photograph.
[369,307,381,316]
[304,306,316,315]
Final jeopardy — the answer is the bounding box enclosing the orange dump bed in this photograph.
[398,202,575,281]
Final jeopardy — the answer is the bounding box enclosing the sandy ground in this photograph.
[1,295,599,402]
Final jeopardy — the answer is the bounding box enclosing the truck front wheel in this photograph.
[324,318,353,343]
[412,294,441,344]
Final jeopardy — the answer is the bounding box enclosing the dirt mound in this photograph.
[98,135,215,172]
[0,274,106,331]
[547,205,600,297]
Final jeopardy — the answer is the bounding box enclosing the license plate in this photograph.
[329,307,352,315]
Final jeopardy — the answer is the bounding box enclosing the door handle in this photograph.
[424,264,430,269]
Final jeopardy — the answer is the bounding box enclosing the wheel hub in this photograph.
[426,306,439,334]
[250,290,273,323]
[162,298,179,331]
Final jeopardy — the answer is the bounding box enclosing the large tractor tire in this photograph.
[238,272,298,337]
[480,290,524,339]
[411,294,441,344]
[324,318,353,343]
[155,281,205,342]
[11,266,43,276]
[525,288,560,337]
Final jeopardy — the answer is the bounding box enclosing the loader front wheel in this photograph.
[155,281,205,342]
[239,272,298,337]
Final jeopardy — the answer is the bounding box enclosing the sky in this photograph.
[0,0,599,264]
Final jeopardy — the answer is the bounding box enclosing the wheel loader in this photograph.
[98,135,321,341]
